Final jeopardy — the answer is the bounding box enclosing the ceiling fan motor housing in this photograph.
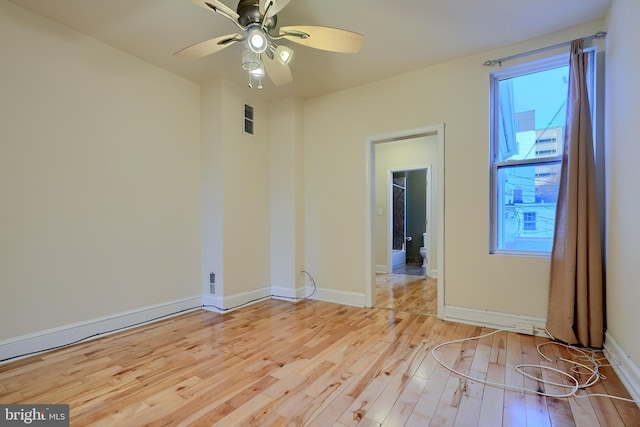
[237,0,277,31]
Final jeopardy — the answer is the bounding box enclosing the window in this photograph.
[513,189,523,204]
[523,212,537,231]
[490,50,596,254]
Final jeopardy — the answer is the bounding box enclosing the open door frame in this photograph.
[364,124,445,318]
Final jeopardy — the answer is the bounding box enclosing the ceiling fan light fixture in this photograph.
[249,60,265,77]
[275,45,294,65]
[175,0,364,90]
[241,49,260,71]
[247,27,268,54]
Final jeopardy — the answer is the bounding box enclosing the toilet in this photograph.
[419,232,427,268]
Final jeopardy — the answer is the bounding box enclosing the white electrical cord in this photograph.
[430,327,639,403]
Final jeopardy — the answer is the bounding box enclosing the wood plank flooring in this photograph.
[375,273,436,315]
[1,298,638,426]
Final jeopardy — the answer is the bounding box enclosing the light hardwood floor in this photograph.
[375,273,436,316]
[1,297,638,426]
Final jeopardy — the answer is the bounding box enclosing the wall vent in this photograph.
[209,273,216,294]
[243,104,254,135]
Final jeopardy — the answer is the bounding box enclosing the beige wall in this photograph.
[200,81,224,298]
[0,2,201,338]
[374,136,439,273]
[269,98,305,295]
[604,0,640,375]
[221,83,271,296]
[303,20,606,319]
[201,80,271,303]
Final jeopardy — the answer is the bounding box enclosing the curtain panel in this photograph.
[546,39,604,348]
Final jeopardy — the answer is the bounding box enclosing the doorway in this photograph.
[389,168,431,276]
[364,124,445,317]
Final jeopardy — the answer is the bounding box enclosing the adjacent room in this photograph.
[1,0,639,425]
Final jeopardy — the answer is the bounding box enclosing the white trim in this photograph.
[203,286,365,312]
[271,285,310,300]
[202,285,314,313]
[201,293,225,312]
[375,264,388,274]
[0,296,202,363]
[222,286,271,308]
[444,305,548,336]
[425,166,433,275]
[604,331,640,407]
[310,287,366,308]
[202,286,272,313]
[271,285,297,299]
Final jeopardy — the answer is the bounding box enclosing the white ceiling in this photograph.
[8,0,611,100]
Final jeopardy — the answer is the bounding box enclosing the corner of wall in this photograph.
[604,331,640,406]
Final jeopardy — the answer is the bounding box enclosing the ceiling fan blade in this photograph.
[263,55,293,86]
[259,0,292,18]
[279,26,364,53]
[174,33,241,59]
[191,0,239,21]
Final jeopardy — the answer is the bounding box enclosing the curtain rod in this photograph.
[483,31,607,67]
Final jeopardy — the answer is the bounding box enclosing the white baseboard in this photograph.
[201,293,225,312]
[202,287,272,313]
[270,285,311,300]
[203,284,365,312]
[444,305,548,336]
[202,285,313,313]
[604,331,640,407]
[0,296,202,363]
[310,287,366,308]
[223,287,271,308]
[429,269,438,278]
[376,265,388,273]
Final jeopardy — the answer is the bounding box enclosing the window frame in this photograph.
[489,48,597,256]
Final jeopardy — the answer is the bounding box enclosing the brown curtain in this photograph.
[546,39,603,348]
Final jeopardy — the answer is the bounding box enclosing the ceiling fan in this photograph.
[174,0,364,89]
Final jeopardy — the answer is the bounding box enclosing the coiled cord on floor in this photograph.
[431,327,639,403]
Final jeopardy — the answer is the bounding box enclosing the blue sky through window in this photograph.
[511,66,569,130]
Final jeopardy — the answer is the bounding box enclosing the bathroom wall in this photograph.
[406,170,427,263]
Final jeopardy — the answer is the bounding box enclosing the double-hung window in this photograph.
[489,49,596,255]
